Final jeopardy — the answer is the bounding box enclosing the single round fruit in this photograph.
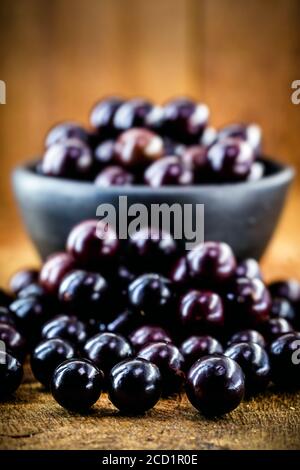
[186,355,245,416]
[58,270,108,318]
[178,290,224,332]
[224,342,270,395]
[66,220,119,268]
[268,280,300,308]
[41,315,88,347]
[144,156,193,187]
[95,165,134,187]
[115,128,164,168]
[83,332,133,377]
[40,252,77,295]
[269,332,300,389]
[108,358,161,414]
[270,297,296,325]
[129,325,172,352]
[225,278,271,328]
[262,318,294,343]
[31,338,75,387]
[187,241,237,287]
[0,323,26,362]
[41,139,93,179]
[90,97,124,135]
[179,335,223,370]
[217,123,262,155]
[9,269,39,295]
[113,99,153,132]
[138,342,185,396]
[128,273,174,320]
[9,296,50,338]
[235,259,263,280]
[45,122,89,147]
[0,351,23,399]
[51,359,104,411]
[227,329,266,348]
[207,138,254,182]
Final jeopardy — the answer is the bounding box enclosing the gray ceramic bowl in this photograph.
[12,157,294,261]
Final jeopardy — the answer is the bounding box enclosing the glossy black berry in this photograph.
[138,342,185,396]
[270,297,296,325]
[90,97,124,136]
[31,338,75,387]
[95,166,134,187]
[41,139,93,179]
[41,315,88,347]
[186,355,245,416]
[269,332,300,389]
[235,259,263,280]
[179,335,223,370]
[58,270,108,318]
[144,156,193,187]
[217,123,262,155]
[225,342,270,395]
[161,98,209,144]
[0,323,26,362]
[207,138,254,182]
[186,241,237,287]
[129,325,172,352]
[40,252,77,295]
[128,273,174,320]
[83,332,133,377]
[178,290,224,333]
[9,269,39,295]
[51,359,104,411]
[108,358,161,414]
[9,296,50,339]
[225,278,271,328]
[262,318,294,343]
[227,329,266,348]
[113,99,153,132]
[268,280,300,309]
[0,351,23,399]
[66,220,119,268]
[45,122,89,147]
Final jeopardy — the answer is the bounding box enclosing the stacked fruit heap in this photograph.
[39,97,264,186]
[1,220,300,416]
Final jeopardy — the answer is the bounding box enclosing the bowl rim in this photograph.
[13,156,295,193]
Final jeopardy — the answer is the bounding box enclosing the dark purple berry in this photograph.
[207,138,254,182]
[115,128,163,168]
[113,99,153,132]
[83,332,132,377]
[9,269,39,295]
[108,358,161,414]
[90,97,124,136]
[9,297,50,338]
[41,315,88,347]
[268,280,300,310]
[0,351,23,399]
[129,325,172,352]
[227,329,266,348]
[269,332,300,389]
[31,338,75,387]
[51,359,104,411]
[45,122,89,147]
[235,259,263,280]
[138,342,185,396]
[180,335,223,370]
[40,252,77,295]
[217,123,262,155]
[58,270,108,319]
[144,156,193,187]
[41,139,93,179]
[179,290,224,332]
[225,342,270,395]
[262,318,294,343]
[95,165,134,187]
[270,297,296,325]
[0,323,26,362]
[186,355,245,416]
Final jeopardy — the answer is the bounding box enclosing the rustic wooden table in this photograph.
[0,191,300,450]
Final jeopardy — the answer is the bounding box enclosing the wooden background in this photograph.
[0,0,300,450]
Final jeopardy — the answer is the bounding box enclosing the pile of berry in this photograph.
[1,220,300,416]
[38,97,264,186]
